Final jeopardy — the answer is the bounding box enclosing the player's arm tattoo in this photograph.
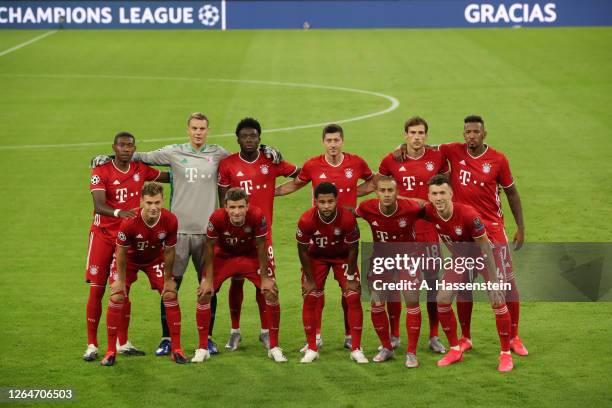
[275,178,307,196]
[163,246,176,281]
[503,184,525,249]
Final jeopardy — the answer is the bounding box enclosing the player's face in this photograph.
[112,137,136,163]
[323,132,344,157]
[188,118,209,149]
[315,193,337,218]
[428,183,453,212]
[376,180,398,207]
[404,124,427,150]
[237,127,260,154]
[141,193,164,218]
[225,199,248,225]
[463,122,486,149]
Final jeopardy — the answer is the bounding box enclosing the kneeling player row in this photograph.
[99,176,517,372]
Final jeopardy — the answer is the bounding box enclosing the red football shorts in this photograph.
[109,256,165,292]
[302,257,359,291]
[414,219,443,278]
[85,227,116,285]
[486,222,514,281]
[210,254,274,291]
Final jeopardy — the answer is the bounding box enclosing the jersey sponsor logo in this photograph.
[319,173,327,179]
[459,169,471,185]
[118,232,127,241]
[207,221,214,232]
[113,179,121,185]
[375,230,389,242]
[454,226,463,236]
[334,227,342,236]
[240,180,254,195]
[91,175,101,185]
[186,167,198,182]
[116,188,128,203]
[344,168,354,179]
[89,265,99,276]
[482,163,491,174]
[399,166,407,172]
[260,165,269,175]
[158,232,166,240]
[315,236,328,247]
[398,218,407,228]
[236,171,244,176]
[225,236,239,246]
[426,161,435,171]
[403,176,416,191]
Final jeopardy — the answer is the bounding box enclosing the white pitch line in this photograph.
[0,73,400,150]
[0,30,57,57]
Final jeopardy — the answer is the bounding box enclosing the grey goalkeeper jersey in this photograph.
[135,143,229,234]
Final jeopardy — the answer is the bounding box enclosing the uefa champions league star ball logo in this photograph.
[91,175,100,185]
[198,4,220,26]
[118,232,127,241]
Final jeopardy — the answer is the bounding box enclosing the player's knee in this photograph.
[110,292,124,303]
[263,290,278,304]
[197,294,211,304]
[436,291,452,304]
[162,291,177,302]
[406,301,419,308]
[371,301,384,307]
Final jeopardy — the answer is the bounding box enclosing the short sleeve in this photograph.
[497,154,514,188]
[90,167,106,192]
[143,164,161,181]
[359,157,374,181]
[297,160,313,183]
[116,220,132,247]
[296,215,313,244]
[277,160,298,178]
[206,212,221,239]
[378,155,393,177]
[165,214,178,247]
[254,210,269,238]
[439,157,450,174]
[355,202,365,218]
[344,213,360,244]
[438,143,450,161]
[217,158,231,187]
[466,208,486,239]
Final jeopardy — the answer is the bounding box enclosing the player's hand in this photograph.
[301,278,316,297]
[513,228,525,251]
[162,279,177,297]
[260,144,284,164]
[90,154,113,169]
[111,279,126,297]
[197,279,214,302]
[346,279,361,294]
[489,288,505,306]
[392,143,408,162]
[118,209,137,218]
[261,277,278,296]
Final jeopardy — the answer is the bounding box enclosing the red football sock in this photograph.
[117,297,131,346]
[426,301,439,337]
[344,290,363,350]
[405,306,422,354]
[456,290,473,339]
[493,304,511,352]
[265,299,281,349]
[506,279,520,338]
[341,295,350,336]
[163,299,182,351]
[256,289,268,330]
[315,292,325,335]
[228,279,244,330]
[371,304,392,350]
[106,298,124,353]
[437,303,459,348]
[86,284,105,346]
[303,292,319,351]
[386,301,402,338]
[196,302,211,349]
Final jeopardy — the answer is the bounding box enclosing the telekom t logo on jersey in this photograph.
[115,188,128,203]
[186,168,198,183]
[459,169,472,185]
[375,230,389,242]
[402,176,416,191]
[240,180,254,195]
[315,236,328,247]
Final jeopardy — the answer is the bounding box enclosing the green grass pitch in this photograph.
[0,27,611,407]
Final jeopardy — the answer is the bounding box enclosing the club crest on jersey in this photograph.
[260,165,269,175]
[425,161,435,171]
[244,226,252,233]
[133,173,140,182]
[296,228,303,238]
[158,232,167,240]
[91,175,100,185]
[118,232,127,241]
[207,221,214,232]
[334,228,342,236]
[482,163,491,174]
[398,218,408,228]
[454,226,463,236]
[90,265,99,276]
[344,168,354,179]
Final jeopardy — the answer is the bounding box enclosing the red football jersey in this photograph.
[423,202,486,256]
[116,208,178,265]
[378,148,448,200]
[297,152,373,208]
[218,151,297,227]
[90,161,160,233]
[296,206,360,259]
[207,205,268,258]
[356,198,423,242]
[439,143,514,226]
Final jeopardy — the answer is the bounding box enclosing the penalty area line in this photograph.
[0,30,57,57]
